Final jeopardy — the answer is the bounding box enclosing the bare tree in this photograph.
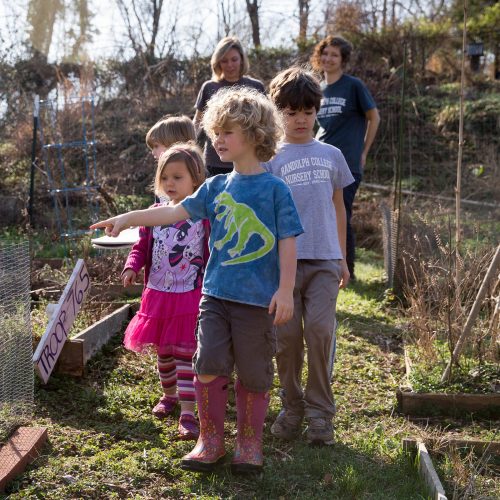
[115,0,165,62]
[217,0,249,40]
[68,0,94,61]
[324,1,368,36]
[218,0,233,37]
[27,0,63,56]
[297,0,310,50]
[245,0,261,48]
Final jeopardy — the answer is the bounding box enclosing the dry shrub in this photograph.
[443,446,499,499]
[353,194,384,252]
[397,203,498,365]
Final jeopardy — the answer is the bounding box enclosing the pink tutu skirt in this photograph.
[124,286,201,353]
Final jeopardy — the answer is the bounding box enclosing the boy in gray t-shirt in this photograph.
[265,67,354,445]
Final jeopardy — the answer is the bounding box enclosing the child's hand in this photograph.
[269,287,294,325]
[122,269,137,288]
[339,260,350,288]
[90,214,131,237]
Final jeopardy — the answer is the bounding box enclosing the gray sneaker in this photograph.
[271,410,303,441]
[306,417,334,445]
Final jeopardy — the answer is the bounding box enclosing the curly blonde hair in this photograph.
[202,87,282,162]
[154,142,206,197]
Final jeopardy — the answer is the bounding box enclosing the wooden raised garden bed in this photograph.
[397,389,500,418]
[32,258,142,381]
[55,303,137,377]
[403,436,500,500]
[397,344,500,418]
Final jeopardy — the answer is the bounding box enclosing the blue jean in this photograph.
[343,172,362,276]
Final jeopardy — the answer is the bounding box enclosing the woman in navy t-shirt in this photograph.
[311,36,380,280]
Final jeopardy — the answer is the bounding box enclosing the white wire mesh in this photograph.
[0,239,34,442]
[381,202,399,289]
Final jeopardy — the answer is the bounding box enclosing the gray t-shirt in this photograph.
[264,139,354,260]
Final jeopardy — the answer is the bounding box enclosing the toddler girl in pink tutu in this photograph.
[121,142,208,440]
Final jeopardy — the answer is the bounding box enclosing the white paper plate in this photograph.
[91,227,140,249]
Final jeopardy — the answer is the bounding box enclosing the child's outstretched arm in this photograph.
[269,236,296,325]
[333,188,350,288]
[90,205,190,237]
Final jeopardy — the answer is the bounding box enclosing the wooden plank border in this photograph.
[0,427,47,492]
[404,437,499,457]
[397,389,500,418]
[55,304,131,377]
[403,439,447,500]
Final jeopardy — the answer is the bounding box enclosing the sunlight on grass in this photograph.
[6,248,435,498]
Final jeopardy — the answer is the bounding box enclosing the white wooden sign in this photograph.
[33,259,91,383]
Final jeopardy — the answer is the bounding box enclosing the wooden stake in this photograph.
[441,244,500,382]
[454,0,467,343]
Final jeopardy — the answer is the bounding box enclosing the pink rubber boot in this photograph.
[231,379,270,474]
[181,376,228,472]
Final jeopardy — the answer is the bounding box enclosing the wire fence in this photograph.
[367,91,499,200]
[360,38,500,291]
[38,95,100,239]
[0,239,34,443]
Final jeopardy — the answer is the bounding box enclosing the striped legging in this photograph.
[157,345,195,403]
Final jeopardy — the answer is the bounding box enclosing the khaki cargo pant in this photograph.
[276,259,341,419]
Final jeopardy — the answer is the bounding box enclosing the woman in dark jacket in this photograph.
[194,36,265,177]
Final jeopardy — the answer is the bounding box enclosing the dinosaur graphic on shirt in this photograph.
[213,192,275,266]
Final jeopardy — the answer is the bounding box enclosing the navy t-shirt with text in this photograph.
[316,74,376,175]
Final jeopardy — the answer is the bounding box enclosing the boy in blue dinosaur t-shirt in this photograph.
[266,67,354,446]
[91,87,303,475]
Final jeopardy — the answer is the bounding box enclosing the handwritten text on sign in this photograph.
[33,259,91,383]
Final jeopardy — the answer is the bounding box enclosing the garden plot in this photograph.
[31,267,139,379]
[1,247,498,497]
[392,201,499,409]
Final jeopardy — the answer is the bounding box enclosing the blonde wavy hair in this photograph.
[154,142,206,197]
[202,87,282,162]
[210,36,249,82]
[146,115,196,150]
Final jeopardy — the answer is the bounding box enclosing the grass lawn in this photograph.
[3,249,497,498]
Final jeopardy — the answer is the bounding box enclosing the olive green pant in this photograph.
[276,259,341,419]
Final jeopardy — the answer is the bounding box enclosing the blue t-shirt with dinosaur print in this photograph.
[182,171,303,307]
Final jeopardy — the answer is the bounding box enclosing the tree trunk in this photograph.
[148,0,164,62]
[297,0,309,52]
[27,0,63,56]
[70,0,92,61]
[245,0,261,48]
